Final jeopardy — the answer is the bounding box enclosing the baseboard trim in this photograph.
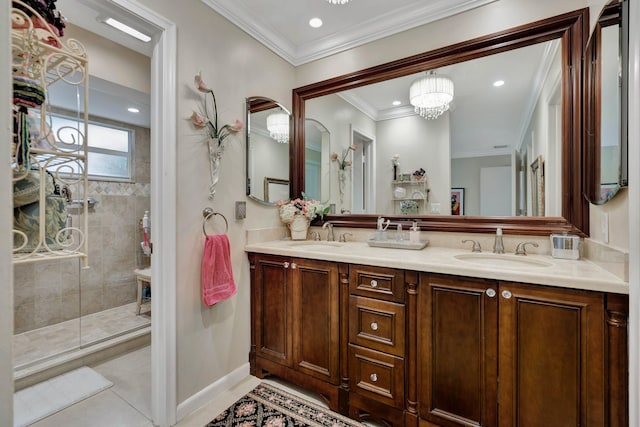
[176,363,250,422]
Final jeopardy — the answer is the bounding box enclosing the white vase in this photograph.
[207,138,223,200]
[289,216,310,240]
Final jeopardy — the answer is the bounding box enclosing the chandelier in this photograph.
[266,112,289,144]
[409,71,454,120]
[326,0,350,4]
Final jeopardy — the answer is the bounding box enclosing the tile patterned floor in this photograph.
[30,346,153,427]
[14,302,151,368]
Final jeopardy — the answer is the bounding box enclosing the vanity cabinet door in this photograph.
[497,282,605,427]
[292,258,340,384]
[418,274,498,427]
[252,254,293,368]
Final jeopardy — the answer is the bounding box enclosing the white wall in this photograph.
[249,132,289,201]
[452,155,511,216]
[518,43,562,217]
[132,0,295,405]
[376,115,450,214]
[64,24,150,95]
[305,94,376,213]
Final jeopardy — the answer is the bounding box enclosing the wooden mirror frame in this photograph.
[291,9,589,236]
[584,1,628,205]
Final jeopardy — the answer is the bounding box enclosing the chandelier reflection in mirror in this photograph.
[266,112,289,144]
[409,71,454,120]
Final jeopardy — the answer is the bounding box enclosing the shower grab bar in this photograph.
[68,197,98,209]
[202,207,229,236]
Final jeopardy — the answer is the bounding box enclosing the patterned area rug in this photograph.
[205,382,364,427]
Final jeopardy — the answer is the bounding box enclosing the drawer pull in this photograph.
[370,373,378,382]
[370,280,378,288]
[370,322,378,331]
[290,263,297,269]
[486,288,496,298]
[502,290,512,299]
[283,262,290,269]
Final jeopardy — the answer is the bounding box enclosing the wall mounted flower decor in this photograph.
[331,144,357,170]
[189,72,243,200]
[331,144,357,203]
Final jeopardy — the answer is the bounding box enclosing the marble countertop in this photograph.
[245,240,629,294]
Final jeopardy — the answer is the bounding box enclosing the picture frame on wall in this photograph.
[451,188,464,215]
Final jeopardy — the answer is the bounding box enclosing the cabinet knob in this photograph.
[486,288,496,298]
[370,373,378,382]
[370,322,378,331]
[501,290,512,299]
[290,263,297,269]
[370,280,378,288]
[283,262,290,269]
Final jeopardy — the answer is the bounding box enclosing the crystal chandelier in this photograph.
[266,112,289,144]
[326,0,350,4]
[409,71,454,120]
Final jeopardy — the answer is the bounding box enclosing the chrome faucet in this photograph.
[515,241,538,255]
[493,228,504,254]
[322,222,334,241]
[462,239,482,253]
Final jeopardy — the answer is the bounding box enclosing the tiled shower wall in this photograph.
[13,122,151,334]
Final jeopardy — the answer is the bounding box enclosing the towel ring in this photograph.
[202,208,229,236]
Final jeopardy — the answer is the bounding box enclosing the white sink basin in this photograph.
[454,253,552,269]
[287,241,345,251]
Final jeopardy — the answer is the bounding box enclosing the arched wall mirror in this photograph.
[584,0,629,205]
[246,97,291,205]
[292,9,589,236]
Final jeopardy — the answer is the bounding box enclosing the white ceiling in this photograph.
[201,0,497,66]
[50,0,556,157]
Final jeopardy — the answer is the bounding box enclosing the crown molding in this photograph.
[201,0,497,66]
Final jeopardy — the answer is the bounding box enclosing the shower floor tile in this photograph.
[14,302,151,368]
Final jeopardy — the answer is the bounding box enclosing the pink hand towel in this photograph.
[201,234,237,306]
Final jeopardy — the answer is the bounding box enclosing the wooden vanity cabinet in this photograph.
[347,265,409,427]
[249,253,342,409]
[418,273,626,427]
[248,253,628,427]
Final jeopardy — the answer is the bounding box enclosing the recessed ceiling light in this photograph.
[493,80,505,87]
[392,100,401,106]
[309,18,323,28]
[103,17,151,42]
[127,107,140,113]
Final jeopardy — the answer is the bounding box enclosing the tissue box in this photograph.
[550,234,580,260]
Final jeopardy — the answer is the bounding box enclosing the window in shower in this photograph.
[49,114,135,181]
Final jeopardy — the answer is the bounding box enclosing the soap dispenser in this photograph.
[410,220,421,243]
[376,217,389,241]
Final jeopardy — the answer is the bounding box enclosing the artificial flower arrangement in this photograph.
[189,72,243,199]
[330,144,358,170]
[190,72,243,143]
[276,195,329,224]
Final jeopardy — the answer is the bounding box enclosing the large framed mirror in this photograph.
[584,0,628,205]
[292,9,589,236]
[246,96,291,205]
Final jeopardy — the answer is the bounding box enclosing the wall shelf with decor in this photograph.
[391,179,429,215]
[11,0,89,266]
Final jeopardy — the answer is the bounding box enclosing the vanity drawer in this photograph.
[348,344,404,408]
[349,296,405,357]
[349,265,404,302]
